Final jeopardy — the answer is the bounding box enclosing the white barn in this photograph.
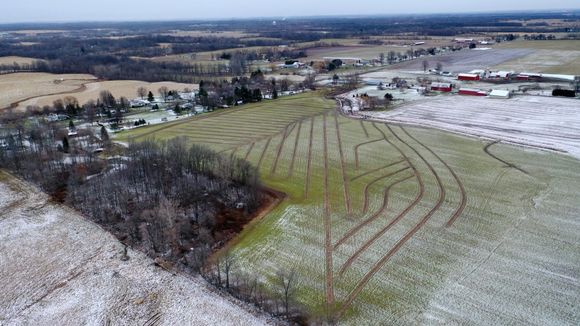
[489,89,511,99]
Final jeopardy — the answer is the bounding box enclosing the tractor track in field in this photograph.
[244,142,255,161]
[287,120,303,178]
[304,117,315,200]
[361,166,411,215]
[336,124,448,318]
[354,139,383,170]
[334,174,415,251]
[351,159,406,182]
[143,312,163,326]
[400,126,468,227]
[1,78,99,111]
[333,111,352,215]
[360,120,370,138]
[228,146,238,160]
[270,122,297,176]
[256,138,271,171]
[484,140,529,176]
[336,123,425,278]
[322,113,335,308]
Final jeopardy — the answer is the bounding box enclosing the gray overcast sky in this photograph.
[2,0,579,24]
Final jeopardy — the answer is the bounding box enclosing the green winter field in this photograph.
[118,92,580,325]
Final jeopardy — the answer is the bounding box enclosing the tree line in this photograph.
[0,116,314,323]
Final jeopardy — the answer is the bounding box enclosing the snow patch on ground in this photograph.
[366,95,580,159]
[0,172,271,326]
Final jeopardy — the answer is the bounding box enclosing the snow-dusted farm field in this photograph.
[120,93,580,325]
[0,171,269,326]
[367,96,580,159]
[388,48,533,73]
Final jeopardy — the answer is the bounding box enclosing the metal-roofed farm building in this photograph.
[459,88,488,96]
[458,73,480,81]
[489,89,511,99]
[430,82,453,92]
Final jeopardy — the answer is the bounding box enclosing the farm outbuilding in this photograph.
[459,88,487,96]
[430,82,452,92]
[488,71,513,79]
[458,73,480,81]
[489,89,511,99]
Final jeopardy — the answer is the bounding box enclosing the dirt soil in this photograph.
[0,170,271,326]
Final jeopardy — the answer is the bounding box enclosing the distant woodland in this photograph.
[0,12,577,82]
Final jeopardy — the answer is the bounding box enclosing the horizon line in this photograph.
[0,8,579,26]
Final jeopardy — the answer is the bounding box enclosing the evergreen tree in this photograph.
[100,126,110,143]
[62,136,70,153]
[273,88,278,99]
[253,89,262,102]
[148,91,155,102]
[69,119,75,130]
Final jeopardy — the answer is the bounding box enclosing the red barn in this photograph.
[459,88,487,96]
[431,82,452,92]
[458,73,480,81]
[517,73,542,81]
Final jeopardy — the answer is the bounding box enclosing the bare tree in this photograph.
[279,78,290,92]
[83,100,96,124]
[158,86,170,102]
[53,99,64,113]
[63,96,79,110]
[387,51,397,64]
[223,251,236,290]
[99,90,116,108]
[277,269,296,316]
[422,60,429,72]
[345,74,361,89]
[436,62,443,72]
[379,52,385,65]
[137,86,148,99]
[118,97,130,109]
[303,73,317,90]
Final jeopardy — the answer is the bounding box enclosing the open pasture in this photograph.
[388,48,533,73]
[15,79,197,110]
[0,56,42,66]
[0,72,96,110]
[491,47,580,74]
[307,45,405,61]
[305,37,456,61]
[495,40,580,51]
[119,92,580,325]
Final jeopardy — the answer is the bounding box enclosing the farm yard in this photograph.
[120,92,580,325]
[0,171,271,325]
